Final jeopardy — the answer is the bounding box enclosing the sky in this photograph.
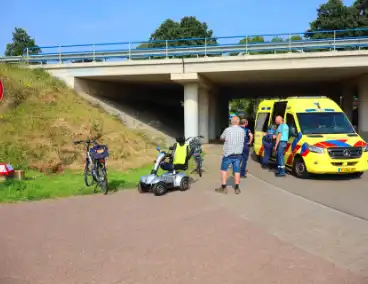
[0,0,355,55]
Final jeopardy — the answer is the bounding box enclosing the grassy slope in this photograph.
[0,64,162,202]
[0,64,158,172]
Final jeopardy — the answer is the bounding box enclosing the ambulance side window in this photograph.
[256,112,271,132]
[286,113,297,137]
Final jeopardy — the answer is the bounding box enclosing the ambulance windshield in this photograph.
[297,112,355,135]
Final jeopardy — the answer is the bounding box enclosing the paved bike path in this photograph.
[0,147,367,283]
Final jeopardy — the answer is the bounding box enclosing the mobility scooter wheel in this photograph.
[153,181,167,196]
[179,176,190,191]
[137,182,148,193]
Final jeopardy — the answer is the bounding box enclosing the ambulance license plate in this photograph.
[338,167,356,173]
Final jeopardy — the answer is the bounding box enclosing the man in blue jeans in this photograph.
[216,116,245,194]
[274,115,289,177]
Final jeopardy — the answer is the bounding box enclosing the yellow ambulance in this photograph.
[253,97,368,178]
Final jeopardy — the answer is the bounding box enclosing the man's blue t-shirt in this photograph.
[277,123,289,142]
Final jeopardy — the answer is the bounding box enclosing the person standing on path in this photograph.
[216,116,245,194]
[239,119,253,178]
[274,115,289,177]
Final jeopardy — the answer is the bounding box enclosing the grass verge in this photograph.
[0,165,153,203]
[0,155,202,203]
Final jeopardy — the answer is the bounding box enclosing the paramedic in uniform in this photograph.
[261,123,277,169]
[239,119,253,178]
[274,115,289,177]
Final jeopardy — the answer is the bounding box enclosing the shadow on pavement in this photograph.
[250,151,363,181]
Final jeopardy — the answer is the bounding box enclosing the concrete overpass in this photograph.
[28,49,368,142]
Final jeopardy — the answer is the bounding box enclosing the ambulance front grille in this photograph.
[327,147,362,159]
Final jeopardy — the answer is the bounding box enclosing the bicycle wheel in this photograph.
[96,162,108,195]
[84,160,94,187]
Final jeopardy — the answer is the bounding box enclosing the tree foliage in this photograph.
[5,27,41,56]
[306,0,368,38]
[138,16,216,49]
[230,99,259,117]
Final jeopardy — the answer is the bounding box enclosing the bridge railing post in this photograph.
[165,40,168,59]
[204,38,207,57]
[245,36,248,55]
[92,44,96,62]
[333,30,336,51]
[128,42,131,60]
[26,48,29,64]
[58,45,62,64]
[288,33,291,53]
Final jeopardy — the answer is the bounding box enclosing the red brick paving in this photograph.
[0,189,366,284]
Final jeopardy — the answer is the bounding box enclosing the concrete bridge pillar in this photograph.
[171,73,213,143]
[342,87,354,122]
[358,75,368,142]
[183,82,199,139]
[199,87,209,143]
[208,89,218,141]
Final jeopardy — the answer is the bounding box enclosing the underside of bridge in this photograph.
[72,66,368,143]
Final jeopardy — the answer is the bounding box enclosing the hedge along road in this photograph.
[247,153,368,220]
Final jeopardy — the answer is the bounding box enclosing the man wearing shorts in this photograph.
[216,116,245,194]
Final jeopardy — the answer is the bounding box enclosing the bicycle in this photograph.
[73,138,109,195]
[186,135,204,177]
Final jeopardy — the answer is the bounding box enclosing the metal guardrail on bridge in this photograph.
[1,28,368,64]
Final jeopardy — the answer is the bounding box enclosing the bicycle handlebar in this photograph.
[185,135,204,141]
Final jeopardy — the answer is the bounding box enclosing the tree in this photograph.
[236,36,265,55]
[290,35,303,41]
[351,0,368,36]
[306,0,357,39]
[149,19,182,48]
[230,99,259,118]
[138,16,216,53]
[5,27,41,56]
[230,99,249,113]
[271,37,284,42]
[136,42,150,49]
[178,16,216,46]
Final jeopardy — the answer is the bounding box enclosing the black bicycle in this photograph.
[187,136,204,177]
[73,138,109,194]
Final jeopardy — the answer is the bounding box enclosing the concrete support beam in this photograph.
[198,87,209,143]
[208,89,218,141]
[184,83,199,139]
[358,75,368,142]
[171,73,212,90]
[342,87,354,122]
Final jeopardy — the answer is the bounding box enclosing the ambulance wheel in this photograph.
[179,176,190,191]
[153,181,167,196]
[351,172,364,179]
[293,156,310,179]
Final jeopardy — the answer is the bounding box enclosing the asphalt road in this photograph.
[247,153,368,220]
